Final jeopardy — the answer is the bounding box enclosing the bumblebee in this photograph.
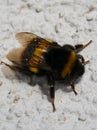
[3,32,92,111]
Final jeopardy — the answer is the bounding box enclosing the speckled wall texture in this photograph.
[0,0,97,130]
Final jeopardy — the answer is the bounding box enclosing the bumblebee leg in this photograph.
[75,40,92,53]
[1,61,33,75]
[28,76,33,85]
[50,85,56,112]
[1,61,26,72]
[70,82,78,95]
[77,55,89,65]
[1,61,17,70]
[47,74,56,112]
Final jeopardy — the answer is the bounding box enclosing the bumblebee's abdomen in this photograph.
[29,40,49,73]
[21,38,40,67]
[21,38,54,73]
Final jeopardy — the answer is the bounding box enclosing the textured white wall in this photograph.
[0,0,97,130]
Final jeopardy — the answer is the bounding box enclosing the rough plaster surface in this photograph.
[0,0,97,130]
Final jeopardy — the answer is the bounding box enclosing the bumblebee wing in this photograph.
[15,32,39,46]
[7,47,52,70]
[16,32,60,48]
[7,47,25,65]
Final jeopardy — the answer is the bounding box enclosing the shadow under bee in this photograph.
[1,63,81,101]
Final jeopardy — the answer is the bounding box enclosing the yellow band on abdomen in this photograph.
[29,67,39,73]
[29,39,53,73]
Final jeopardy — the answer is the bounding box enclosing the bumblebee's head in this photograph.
[70,59,85,81]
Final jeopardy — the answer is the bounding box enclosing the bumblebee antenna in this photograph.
[83,40,92,48]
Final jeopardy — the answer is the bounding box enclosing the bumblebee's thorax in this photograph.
[45,47,77,79]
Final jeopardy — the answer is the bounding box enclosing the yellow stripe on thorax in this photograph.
[29,39,53,73]
[61,51,76,78]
